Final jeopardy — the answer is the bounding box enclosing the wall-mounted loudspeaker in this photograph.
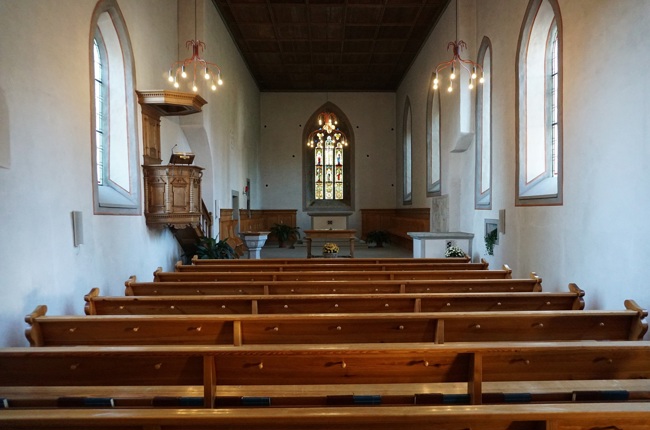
[72,211,83,247]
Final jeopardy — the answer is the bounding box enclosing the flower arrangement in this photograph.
[322,242,340,254]
[445,245,466,258]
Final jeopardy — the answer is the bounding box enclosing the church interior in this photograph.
[1,0,650,427]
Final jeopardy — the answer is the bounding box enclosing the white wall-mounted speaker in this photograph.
[499,209,506,234]
[72,211,83,247]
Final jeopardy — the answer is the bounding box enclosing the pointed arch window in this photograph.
[516,0,563,205]
[475,37,492,209]
[90,0,141,215]
[303,103,353,212]
[403,98,412,204]
[426,77,441,196]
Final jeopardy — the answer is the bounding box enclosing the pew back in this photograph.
[87,285,585,316]
[125,275,540,296]
[152,266,514,283]
[175,261,489,272]
[27,302,647,347]
[3,342,650,407]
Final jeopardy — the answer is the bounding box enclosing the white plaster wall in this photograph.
[0,0,260,346]
[259,92,396,233]
[397,0,650,318]
[179,0,261,222]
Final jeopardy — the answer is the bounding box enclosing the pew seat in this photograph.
[1,403,650,430]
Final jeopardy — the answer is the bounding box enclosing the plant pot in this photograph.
[323,252,338,258]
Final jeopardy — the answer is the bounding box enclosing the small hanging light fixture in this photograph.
[307,112,347,148]
[167,0,223,93]
[432,1,483,93]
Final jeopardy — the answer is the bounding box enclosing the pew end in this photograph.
[568,283,586,310]
[83,288,101,315]
[502,264,512,279]
[153,267,163,282]
[624,299,649,340]
[124,276,137,296]
[24,305,47,347]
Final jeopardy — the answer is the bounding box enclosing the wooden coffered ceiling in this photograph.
[211,0,449,92]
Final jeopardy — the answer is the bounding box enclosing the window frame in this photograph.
[90,0,141,215]
[402,97,412,205]
[515,0,563,206]
[303,102,354,213]
[426,74,442,197]
[475,36,492,210]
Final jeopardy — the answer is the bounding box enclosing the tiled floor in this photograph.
[249,241,412,260]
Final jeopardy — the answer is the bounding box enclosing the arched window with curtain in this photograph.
[90,0,140,215]
[516,0,563,205]
[303,102,353,212]
[475,36,492,209]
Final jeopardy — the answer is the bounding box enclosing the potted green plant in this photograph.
[484,228,498,256]
[269,223,301,248]
[194,236,237,259]
[365,230,390,248]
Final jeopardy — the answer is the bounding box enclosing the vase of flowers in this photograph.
[445,244,466,258]
[322,242,339,258]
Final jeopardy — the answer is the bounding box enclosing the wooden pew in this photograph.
[153,266,513,282]
[86,284,585,316]
[3,341,650,408]
[192,256,471,265]
[27,301,647,347]
[2,403,650,430]
[126,274,539,296]
[175,260,490,272]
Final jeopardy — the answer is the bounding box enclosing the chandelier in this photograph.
[167,1,223,93]
[306,112,348,148]
[432,40,483,93]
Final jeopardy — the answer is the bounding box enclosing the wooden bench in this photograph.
[176,260,490,272]
[27,301,647,347]
[87,285,585,316]
[2,403,650,429]
[126,274,540,296]
[153,266,513,282]
[3,341,650,408]
[191,256,471,265]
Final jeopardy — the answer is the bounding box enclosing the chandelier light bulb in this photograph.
[218,77,223,86]
[479,74,485,84]
[204,68,210,80]
[173,80,179,89]
[192,82,198,92]
[431,41,483,93]
[211,83,217,91]
[168,70,174,82]
[181,65,187,79]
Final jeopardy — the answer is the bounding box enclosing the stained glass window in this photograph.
[307,112,347,201]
